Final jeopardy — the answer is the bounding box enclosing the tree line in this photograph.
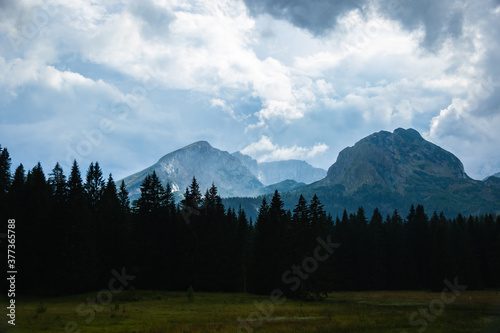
[1,145,499,298]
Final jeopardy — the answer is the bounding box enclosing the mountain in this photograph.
[225,128,500,219]
[303,128,500,216]
[484,172,500,181]
[232,152,326,185]
[232,152,261,180]
[120,141,263,200]
[260,179,306,195]
[314,128,468,194]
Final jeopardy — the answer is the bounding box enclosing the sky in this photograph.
[1,0,499,181]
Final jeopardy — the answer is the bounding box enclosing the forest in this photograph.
[1,145,500,299]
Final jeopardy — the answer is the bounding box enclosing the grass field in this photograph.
[1,289,499,332]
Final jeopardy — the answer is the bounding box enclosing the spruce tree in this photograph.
[68,160,96,292]
[307,194,333,300]
[254,191,291,294]
[118,180,131,213]
[237,206,252,293]
[49,163,68,205]
[97,174,125,283]
[22,163,50,293]
[47,163,70,292]
[8,164,26,217]
[292,195,310,281]
[0,146,11,219]
[85,162,105,209]
[0,146,11,195]
[369,207,388,289]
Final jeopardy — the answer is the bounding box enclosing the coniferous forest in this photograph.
[1,145,500,299]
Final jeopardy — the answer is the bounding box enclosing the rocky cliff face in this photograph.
[317,128,468,194]
[231,151,262,180]
[120,141,263,200]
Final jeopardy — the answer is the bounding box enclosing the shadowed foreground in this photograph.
[1,290,499,332]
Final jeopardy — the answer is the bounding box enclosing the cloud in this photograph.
[243,0,366,35]
[1,0,500,181]
[127,0,175,39]
[241,135,277,155]
[241,135,328,162]
[210,98,250,121]
[424,1,500,178]
[244,0,469,51]
[377,0,467,50]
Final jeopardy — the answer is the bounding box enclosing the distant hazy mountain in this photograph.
[232,152,326,185]
[231,152,261,180]
[484,172,500,181]
[120,141,263,200]
[260,179,306,195]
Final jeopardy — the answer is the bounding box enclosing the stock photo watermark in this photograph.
[63,68,162,170]
[237,235,340,333]
[5,219,17,326]
[64,267,136,333]
[8,1,60,52]
[401,277,467,333]
[180,196,212,225]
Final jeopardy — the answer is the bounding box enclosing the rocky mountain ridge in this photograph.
[120,141,263,200]
[120,128,500,217]
[314,128,468,194]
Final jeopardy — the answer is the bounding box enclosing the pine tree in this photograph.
[131,172,167,289]
[452,213,482,288]
[428,211,454,291]
[68,160,85,201]
[162,183,176,216]
[385,209,408,289]
[85,162,105,209]
[49,163,68,205]
[97,174,125,283]
[7,164,26,217]
[353,207,370,289]
[181,177,202,214]
[306,194,333,300]
[292,195,310,278]
[369,207,388,289]
[413,204,430,288]
[0,146,12,218]
[0,145,11,196]
[22,163,51,293]
[254,191,291,294]
[118,180,131,213]
[237,206,252,293]
[67,160,96,292]
[133,171,165,215]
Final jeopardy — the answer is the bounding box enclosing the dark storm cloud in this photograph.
[243,0,471,50]
[0,0,16,11]
[128,0,175,39]
[380,0,466,50]
[243,0,366,35]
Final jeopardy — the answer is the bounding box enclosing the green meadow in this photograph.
[1,289,499,333]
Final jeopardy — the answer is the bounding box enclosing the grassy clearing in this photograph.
[1,290,499,332]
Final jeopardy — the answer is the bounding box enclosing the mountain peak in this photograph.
[318,128,468,194]
[394,127,421,136]
[182,141,213,149]
[124,140,263,199]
